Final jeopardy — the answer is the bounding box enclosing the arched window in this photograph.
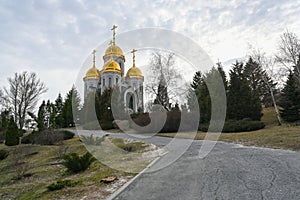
[116,77,118,84]
[109,77,112,87]
[103,78,105,86]
[129,95,134,110]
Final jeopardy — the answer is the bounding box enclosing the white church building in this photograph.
[83,25,144,113]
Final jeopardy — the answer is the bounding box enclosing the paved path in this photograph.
[73,130,300,200]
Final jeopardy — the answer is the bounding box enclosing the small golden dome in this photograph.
[126,64,144,80]
[83,67,100,80]
[102,58,122,74]
[104,45,125,59]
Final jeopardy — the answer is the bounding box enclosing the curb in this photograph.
[107,151,168,200]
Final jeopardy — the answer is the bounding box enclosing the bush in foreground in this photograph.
[63,152,96,173]
[0,149,9,160]
[21,130,74,145]
[199,119,265,133]
[47,179,79,191]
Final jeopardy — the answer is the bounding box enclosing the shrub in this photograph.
[47,179,79,191]
[199,119,265,133]
[132,111,199,133]
[111,138,144,153]
[0,149,9,160]
[21,130,74,145]
[5,117,20,146]
[100,120,114,130]
[80,134,107,146]
[0,131,5,143]
[63,152,96,173]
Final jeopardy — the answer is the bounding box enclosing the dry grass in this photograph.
[0,135,157,200]
[157,108,300,151]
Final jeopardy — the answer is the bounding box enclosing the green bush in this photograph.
[47,179,79,191]
[21,130,74,145]
[111,138,144,153]
[0,149,9,160]
[100,120,114,130]
[63,152,96,173]
[132,111,199,133]
[199,119,265,133]
[0,131,5,143]
[5,117,20,146]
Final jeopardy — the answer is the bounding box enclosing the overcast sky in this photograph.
[0,0,300,103]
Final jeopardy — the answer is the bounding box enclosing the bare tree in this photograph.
[276,30,300,82]
[249,47,282,125]
[145,52,186,110]
[1,72,47,129]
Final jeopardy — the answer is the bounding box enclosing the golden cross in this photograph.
[92,49,96,67]
[131,49,137,66]
[111,25,118,45]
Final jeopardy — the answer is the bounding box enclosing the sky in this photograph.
[0,0,300,104]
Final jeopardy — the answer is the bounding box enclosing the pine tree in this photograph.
[80,91,98,123]
[37,100,46,131]
[280,70,300,122]
[5,117,19,146]
[0,110,9,130]
[62,87,81,127]
[227,61,262,120]
[154,73,170,110]
[55,93,63,128]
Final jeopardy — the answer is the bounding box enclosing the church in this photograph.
[83,25,144,113]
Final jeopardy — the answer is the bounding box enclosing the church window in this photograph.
[109,77,112,87]
[116,78,119,84]
[103,78,105,86]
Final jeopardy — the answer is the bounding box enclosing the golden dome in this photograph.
[83,66,100,80]
[126,64,144,80]
[104,45,125,59]
[102,58,122,74]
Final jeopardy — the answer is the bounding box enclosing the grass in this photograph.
[0,134,158,199]
[157,108,300,151]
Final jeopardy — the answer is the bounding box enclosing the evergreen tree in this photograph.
[227,61,262,120]
[111,86,126,120]
[55,93,63,128]
[187,71,203,111]
[280,70,300,122]
[191,71,203,90]
[0,110,10,130]
[61,87,81,127]
[154,73,170,110]
[5,117,19,146]
[37,100,46,131]
[80,91,99,123]
[97,88,113,122]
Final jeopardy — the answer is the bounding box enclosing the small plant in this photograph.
[62,152,96,173]
[47,179,79,191]
[0,149,9,160]
[80,134,107,146]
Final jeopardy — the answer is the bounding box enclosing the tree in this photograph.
[5,117,19,146]
[1,71,47,129]
[55,93,64,128]
[97,88,113,122]
[279,70,300,122]
[80,91,99,123]
[276,30,300,87]
[0,110,10,130]
[187,71,203,112]
[227,61,262,121]
[249,47,282,125]
[145,52,185,110]
[37,100,46,131]
[61,87,81,127]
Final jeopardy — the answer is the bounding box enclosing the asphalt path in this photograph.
[72,130,300,200]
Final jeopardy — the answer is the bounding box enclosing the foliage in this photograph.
[0,149,9,160]
[0,109,9,130]
[279,70,300,122]
[61,87,81,128]
[47,179,79,191]
[111,138,145,153]
[199,119,265,133]
[62,152,96,173]
[55,93,64,128]
[5,117,20,146]
[21,130,74,145]
[80,91,99,124]
[80,134,107,145]
[132,111,199,133]
[227,61,262,121]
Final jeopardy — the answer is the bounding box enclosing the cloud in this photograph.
[0,0,299,102]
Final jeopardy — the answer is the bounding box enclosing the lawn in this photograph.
[158,108,300,151]
[0,135,159,200]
